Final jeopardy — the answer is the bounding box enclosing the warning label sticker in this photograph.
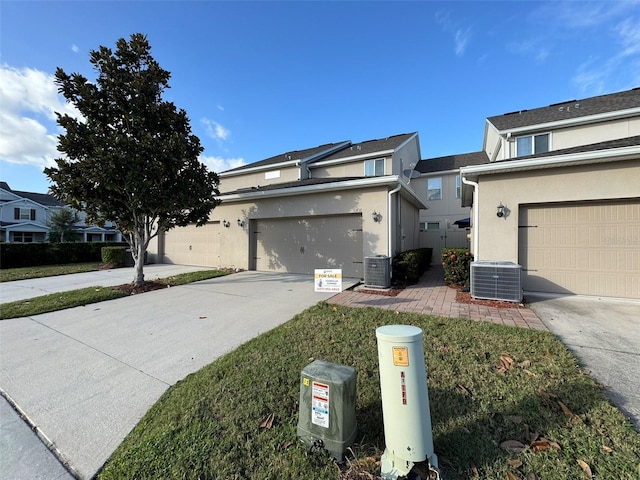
[311,381,330,428]
[393,346,409,366]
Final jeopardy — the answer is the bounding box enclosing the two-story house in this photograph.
[150,133,427,278]
[0,182,122,243]
[460,88,640,299]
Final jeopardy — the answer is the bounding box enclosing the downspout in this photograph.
[461,175,479,260]
[388,183,402,258]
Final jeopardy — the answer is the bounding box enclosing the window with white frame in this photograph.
[427,177,442,200]
[364,158,385,177]
[456,175,461,199]
[516,133,549,157]
[419,222,440,231]
[13,232,34,242]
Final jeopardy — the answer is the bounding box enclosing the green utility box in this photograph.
[297,360,357,461]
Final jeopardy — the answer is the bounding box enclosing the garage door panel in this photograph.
[163,223,221,267]
[519,201,640,298]
[254,215,363,277]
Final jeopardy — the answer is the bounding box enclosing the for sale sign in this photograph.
[314,269,342,292]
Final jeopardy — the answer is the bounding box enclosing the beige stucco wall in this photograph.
[219,165,300,193]
[413,172,468,227]
[311,155,391,178]
[476,159,640,262]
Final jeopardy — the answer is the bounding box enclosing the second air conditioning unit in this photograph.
[470,261,522,303]
[364,256,391,288]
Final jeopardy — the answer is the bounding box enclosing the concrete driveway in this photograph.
[0,270,356,479]
[527,294,640,430]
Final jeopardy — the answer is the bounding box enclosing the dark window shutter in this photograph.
[31,209,36,221]
[14,208,19,220]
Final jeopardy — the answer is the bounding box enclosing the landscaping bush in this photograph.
[442,248,473,286]
[101,246,127,266]
[392,247,432,284]
[0,242,128,269]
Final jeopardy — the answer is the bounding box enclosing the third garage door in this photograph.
[253,215,363,278]
[518,200,640,298]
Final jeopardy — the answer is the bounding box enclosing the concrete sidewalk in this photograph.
[1,270,358,479]
[0,264,213,304]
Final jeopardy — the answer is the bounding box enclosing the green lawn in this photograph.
[0,262,102,282]
[97,303,640,480]
[0,269,230,320]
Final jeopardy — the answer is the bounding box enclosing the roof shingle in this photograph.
[416,151,489,173]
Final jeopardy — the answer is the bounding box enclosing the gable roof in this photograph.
[313,132,417,164]
[0,182,64,207]
[221,141,350,175]
[487,87,640,132]
[416,151,489,174]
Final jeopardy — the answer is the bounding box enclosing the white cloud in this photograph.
[435,10,472,56]
[71,44,80,53]
[617,17,640,56]
[199,155,245,173]
[202,118,230,141]
[217,104,224,111]
[0,64,80,169]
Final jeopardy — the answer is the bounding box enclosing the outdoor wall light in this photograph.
[496,203,506,218]
[223,220,230,228]
[372,211,383,223]
[237,219,245,227]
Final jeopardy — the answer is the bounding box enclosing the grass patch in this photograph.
[98,304,640,480]
[0,262,102,282]
[0,269,229,320]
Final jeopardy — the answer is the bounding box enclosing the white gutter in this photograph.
[494,107,640,136]
[461,175,479,260]
[388,183,402,258]
[460,144,640,176]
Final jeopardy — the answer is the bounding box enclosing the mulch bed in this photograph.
[455,289,526,309]
[113,281,169,295]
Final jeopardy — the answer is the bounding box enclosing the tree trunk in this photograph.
[132,230,146,286]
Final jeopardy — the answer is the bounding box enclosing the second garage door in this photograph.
[252,215,363,277]
[518,200,640,298]
[163,222,221,267]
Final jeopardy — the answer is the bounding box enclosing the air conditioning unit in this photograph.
[364,256,391,288]
[471,261,522,303]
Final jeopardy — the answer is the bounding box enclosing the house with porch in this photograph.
[0,182,121,243]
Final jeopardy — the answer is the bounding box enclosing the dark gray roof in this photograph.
[416,151,489,173]
[220,177,363,196]
[0,182,64,207]
[488,88,640,131]
[316,133,416,162]
[222,141,350,174]
[495,135,640,163]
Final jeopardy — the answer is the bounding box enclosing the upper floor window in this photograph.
[455,175,461,199]
[14,208,35,221]
[516,133,549,157]
[427,177,442,200]
[364,158,385,177]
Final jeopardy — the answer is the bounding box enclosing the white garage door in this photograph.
[253,215,363,277]
[518,200,640,298]
[163,222,221,267]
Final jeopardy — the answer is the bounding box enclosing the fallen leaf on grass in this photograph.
[602,445,613,453]
[524,426,539,443]
[500,355,514,370]
[457,384,473,397]
[259,412,275,429]
[505,472,519,480]
[469,461,479,478]
[518,360,531,368]
[280,441,293,451]
[530,440,550,451]
[524,369,537,377]
[507,459,523,468]
[558,400,580,421]
[500,440,526,453]
[577,459,592,477]
[526,474,538,480]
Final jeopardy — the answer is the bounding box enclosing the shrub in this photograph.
[392,248,433,285]
[441,248,473,287]
[101,246,127,266]
[0,242,128,269]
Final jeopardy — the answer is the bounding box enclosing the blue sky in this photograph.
[1,0,639,193]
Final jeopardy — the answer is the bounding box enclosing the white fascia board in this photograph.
[219,160,298,178]
[309,149,395,168]
[3,221,49,232]
[460,144,640,177]
[218,175,427,209]
[2,197,48,209]
[492,107,640,136]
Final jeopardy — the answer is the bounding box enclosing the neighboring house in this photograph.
[0,182,121,243]
[460,88,640,299]
[413,151,489,253]
[149,133,427,278]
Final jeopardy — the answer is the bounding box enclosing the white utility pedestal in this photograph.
[376,325,438,479]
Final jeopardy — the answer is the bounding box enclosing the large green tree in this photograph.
[48,208,80,242]
[45,33,220,285]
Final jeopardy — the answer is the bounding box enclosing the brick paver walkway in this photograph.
[329,266,548,331]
